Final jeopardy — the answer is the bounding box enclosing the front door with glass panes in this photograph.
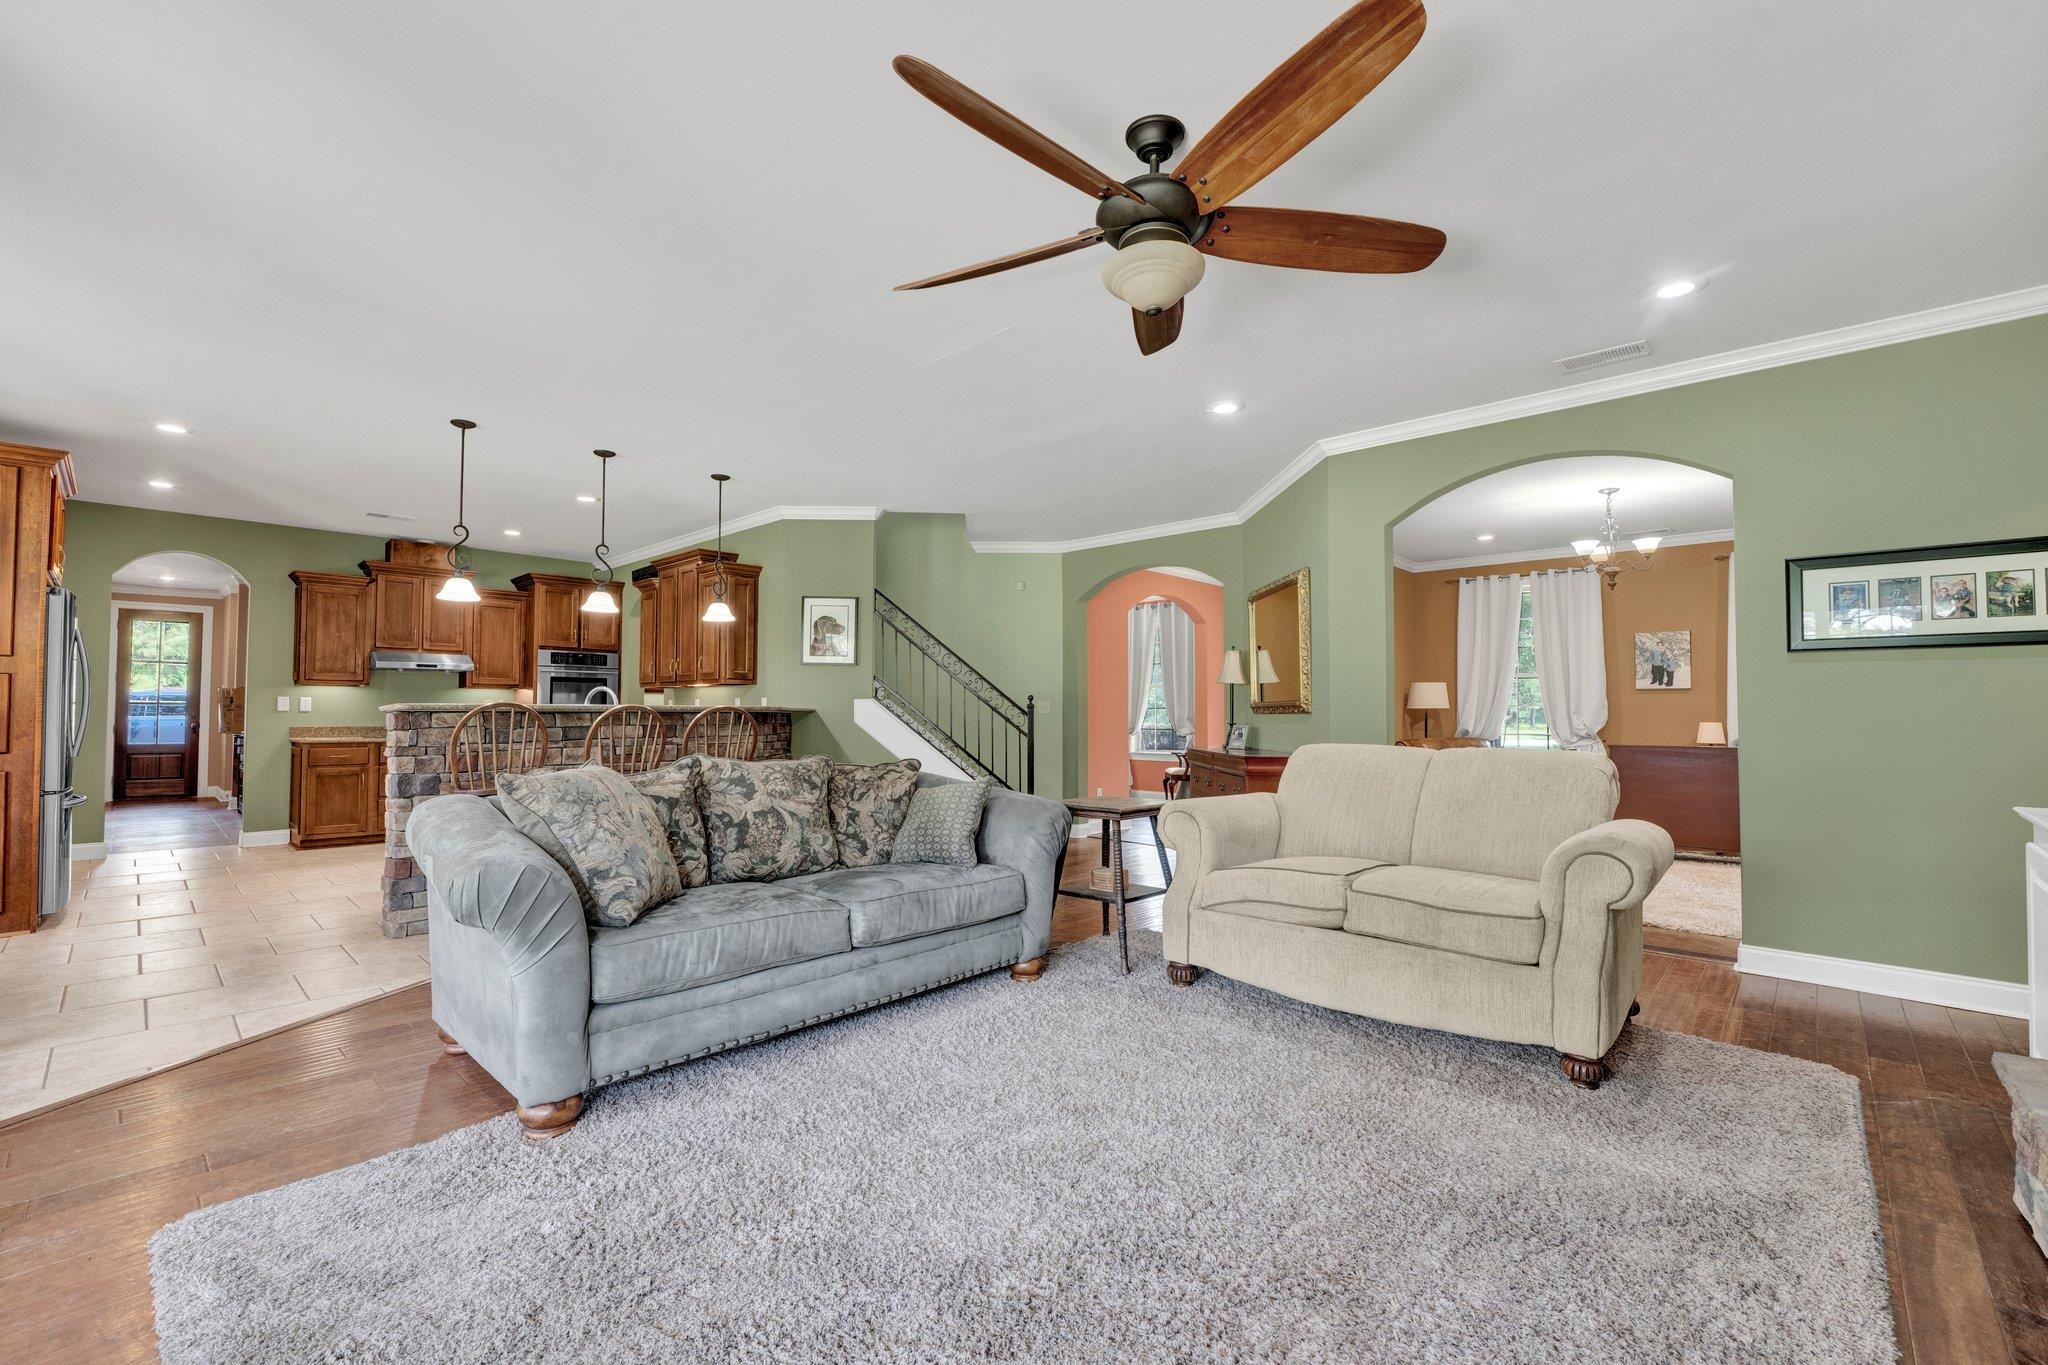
[115,610,203,798]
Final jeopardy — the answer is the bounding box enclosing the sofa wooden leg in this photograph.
[515,1095,585,1141]
[1628,998,1641,1020]
[1558,1053,1608,1090]
[436,1027,466,1056]
[1010,956,1048,982]
[1166,961,1200,987]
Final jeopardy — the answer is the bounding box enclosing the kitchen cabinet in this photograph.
[362,542,471,654]
[464,588,527,690]
[632,549,760,690]
[0,441,75,934]
[289,739,386,848]
[289,572,372,686]
[512,573,621,654]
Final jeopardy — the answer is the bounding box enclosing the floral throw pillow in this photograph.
[495,765,681,928]
[696,755,840,883]
[828,760,923,868]
[889,777,993,867]
[627,758,711,889]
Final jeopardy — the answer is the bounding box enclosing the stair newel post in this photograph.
[1025,695,1036,795]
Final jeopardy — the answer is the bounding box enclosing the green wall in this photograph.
[65,503,594,843]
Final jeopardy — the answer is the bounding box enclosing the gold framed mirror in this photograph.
[1248,568,1310,715]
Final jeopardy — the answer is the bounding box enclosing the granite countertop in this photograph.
[289,725,388,744]
[376,703,813,715]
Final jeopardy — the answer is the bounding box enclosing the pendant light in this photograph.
[702,473,736,623]
[580,449,620,614]
[436,419,481,603]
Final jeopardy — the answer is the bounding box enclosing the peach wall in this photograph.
[1085,570,1225,797]
[1392,540,1732,747]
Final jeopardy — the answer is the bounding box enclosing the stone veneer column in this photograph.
[378,707,797,937]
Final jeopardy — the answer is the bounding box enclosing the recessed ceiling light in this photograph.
[158,573,176,581]
[576,494,597,503]
[1654,278,1699,300]
[148,479,175,490]
[1205,400,1243,415]
[503,529,522,537]
[154,422,189,435]
[1476,534,1495,542]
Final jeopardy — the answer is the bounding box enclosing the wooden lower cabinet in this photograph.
[1184,746,1291,798]
[289,741,386,849]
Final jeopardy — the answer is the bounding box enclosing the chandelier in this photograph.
[1572,487,1662,591]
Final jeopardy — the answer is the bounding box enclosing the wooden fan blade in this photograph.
[1175,0,1426,210]
[1133,300,1183,356]
[1197,207,1444,273]
[894,229,1104,291]
[894,56,1144,204]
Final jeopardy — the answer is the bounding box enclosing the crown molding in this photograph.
[1393,528,1736,574]
[967,283,2048,555]
[967,512,1240,556]
[621,506,881,564]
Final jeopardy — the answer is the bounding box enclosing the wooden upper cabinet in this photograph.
[635,580,660,690]
[0,442,75,934]
[513,573,616,652]
[635,549,758,690]
[424,588,471,654]
[368,570,426,651]
[290,572,372,686]
[581,585,622,651]
[464,588,527,690]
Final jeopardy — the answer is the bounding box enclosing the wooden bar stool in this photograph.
[580,704,671,773]
[446,702,551,794]
[680,705,759,761]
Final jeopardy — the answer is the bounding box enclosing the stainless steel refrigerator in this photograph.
[39,586,88,918]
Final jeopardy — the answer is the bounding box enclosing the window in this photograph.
[1500,586,1559,749]
[1130,601,1193,755]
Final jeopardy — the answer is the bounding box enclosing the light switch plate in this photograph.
[275,696,290,712]
[298,696,313,712]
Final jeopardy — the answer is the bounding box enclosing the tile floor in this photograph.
[102,796,243,854]
[0,840,423,1124]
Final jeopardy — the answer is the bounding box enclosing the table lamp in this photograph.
[1696,721,1728,746]
[1218,648,1246,727]
[1406,681,1450,739]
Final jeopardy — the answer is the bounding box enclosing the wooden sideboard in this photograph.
[1608,744,1739,856]
[1184,746,1291,798]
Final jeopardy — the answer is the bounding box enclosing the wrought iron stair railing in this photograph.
[872,590,1035,792]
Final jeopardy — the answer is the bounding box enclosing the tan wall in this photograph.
[111,589,247,793]
[1392,540,1733,747]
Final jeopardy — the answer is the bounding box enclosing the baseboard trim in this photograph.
[71,841,106,861]
[1735,943,2028,1018]
[239,828,291,848]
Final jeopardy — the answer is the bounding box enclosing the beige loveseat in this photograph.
[1159,744,1674,1088]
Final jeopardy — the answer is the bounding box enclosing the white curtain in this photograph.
[1126,604,1163,737]
[1455,575,1522,743]
[1157,603,1195,742]
[1726,552,1739,746]
[1528,568,1609,751]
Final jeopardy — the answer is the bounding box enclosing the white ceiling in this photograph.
[1391,455,1732,568]
[2,2,2043,558]
[110,551,247,596]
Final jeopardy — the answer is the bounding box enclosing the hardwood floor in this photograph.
[1,832,2038,1362]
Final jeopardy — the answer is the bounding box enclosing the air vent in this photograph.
[1554,339,1652,374]
[364,511,416,522]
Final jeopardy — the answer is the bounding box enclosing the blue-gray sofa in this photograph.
[407,775,1070,1138]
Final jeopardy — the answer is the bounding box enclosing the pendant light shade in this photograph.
[438,419,479,601]
[702,473,734,624]
[582,449,618,614]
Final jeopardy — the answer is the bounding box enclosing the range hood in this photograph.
[371,650,475,673]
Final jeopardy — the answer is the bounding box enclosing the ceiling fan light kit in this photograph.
[891,0,1445,355]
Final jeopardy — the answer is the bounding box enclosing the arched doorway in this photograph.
[1082,567,1226,798]
[104,552,250,851]
[1389,453,1742,947]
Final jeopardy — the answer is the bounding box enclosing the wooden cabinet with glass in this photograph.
[630,549,760,690]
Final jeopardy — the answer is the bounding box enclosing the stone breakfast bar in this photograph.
[376,703,809,938]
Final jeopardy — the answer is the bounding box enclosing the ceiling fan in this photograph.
[891,0,1446,356]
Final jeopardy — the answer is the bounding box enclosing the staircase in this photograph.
[862,591,1035,792]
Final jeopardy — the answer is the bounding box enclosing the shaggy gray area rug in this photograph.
[1644,857,1743,939]
[151,931,1892,1364]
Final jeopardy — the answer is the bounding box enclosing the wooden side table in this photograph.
[1060,796,1172,975]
